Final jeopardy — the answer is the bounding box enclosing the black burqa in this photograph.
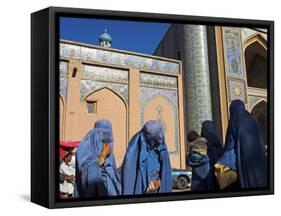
[220,100,267,189]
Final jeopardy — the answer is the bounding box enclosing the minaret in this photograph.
[181,25,213,133]
[98,29,112,48]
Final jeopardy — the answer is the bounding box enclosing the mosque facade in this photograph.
[59,31,186,168]
[59,25,268,169]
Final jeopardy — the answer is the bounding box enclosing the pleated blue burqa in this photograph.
[121,120,172,195]
[75,119,121,198]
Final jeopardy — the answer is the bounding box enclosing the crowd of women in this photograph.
[59,99,267,198]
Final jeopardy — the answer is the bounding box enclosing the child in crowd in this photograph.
[60,151,75,198]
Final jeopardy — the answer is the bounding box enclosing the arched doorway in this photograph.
[251,100,267,149]
[82,87,128,167]
[245,34,268,151]
[244,35,267,89]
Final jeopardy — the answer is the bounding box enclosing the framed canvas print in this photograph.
[31,6,274,208]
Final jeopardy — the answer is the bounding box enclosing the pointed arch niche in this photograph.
[141,93,180,167]
[81,87,128,167]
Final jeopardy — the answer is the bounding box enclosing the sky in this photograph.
[60,17,171,55]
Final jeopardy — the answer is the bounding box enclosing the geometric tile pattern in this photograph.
[181,25,213,133]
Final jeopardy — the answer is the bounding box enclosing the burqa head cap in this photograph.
[93,119,113,144]
[230,100,246,117]
[142,120,164,148]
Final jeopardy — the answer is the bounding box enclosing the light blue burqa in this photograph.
[75,119,121,198]
[121,120,172,195]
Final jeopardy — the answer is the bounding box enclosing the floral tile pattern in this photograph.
[82,65,128,83]
[222,27,245,77]
[59,61,68,99]
[140,72,177,89]
[227,78,247,103]
[60,61,68,78]
[222,27,249,108]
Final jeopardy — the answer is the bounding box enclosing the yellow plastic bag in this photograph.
[215,163,237,190]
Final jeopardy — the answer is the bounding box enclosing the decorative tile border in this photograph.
[59,61,68,99]
[140,87,179,154]
[60,44,81,59]
[140,72,178,89]
[222,27,245,77]
[60,78,68,99]
[60,42,180,75]
[80,80,128,102]
[82,65,128,84]
[241,28,267,43]
[140,87,178,107]
[60,61,68,78]
[222,27,249,111]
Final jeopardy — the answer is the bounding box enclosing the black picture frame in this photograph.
[31,6,274,208]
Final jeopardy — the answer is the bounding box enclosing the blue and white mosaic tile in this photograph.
[60,42,180,75]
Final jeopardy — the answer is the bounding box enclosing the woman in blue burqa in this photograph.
[201,120,224,191]
[121,120,172,195]
[215,100,267,189]
[75,119,121,198]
